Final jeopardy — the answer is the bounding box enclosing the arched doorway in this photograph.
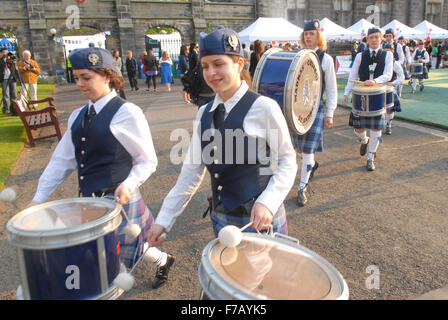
[146,26,183,61]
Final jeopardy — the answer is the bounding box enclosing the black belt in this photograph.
[80,186,117,198]
[202,197,248,218]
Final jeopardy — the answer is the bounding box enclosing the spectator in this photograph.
[436,42,442,69]
[112,50,126,99]
[249,40,264,78]
[140,51,147,79]
[188,42,199,71]
[125,50,139,91]
[143,49,159,92]
[66,50,75,83]
[178,45,190,103]
[18,50,40,108]
[284,43,292,51]
[159,51,173,92]
[242,43,250,71]
[0,48,19,115]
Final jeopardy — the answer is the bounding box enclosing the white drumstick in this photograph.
[218,222,254,248]
[113,232,167,291]
[0,188,19,210]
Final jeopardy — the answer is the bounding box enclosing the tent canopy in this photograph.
[413,20,448,40]
[382,19,424,39]
[348,19,384,40]
[238,17,303,44]
[0,37,14,51]
[319,17,358,41]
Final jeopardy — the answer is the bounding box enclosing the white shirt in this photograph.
[33,90,158,203]
[154,81,298,232]
[391,61,404,87]
[315,48,338,118]
[344,48,394,97]
[411,48,430,64]
[382,41,404,64]
[4,64,10,80]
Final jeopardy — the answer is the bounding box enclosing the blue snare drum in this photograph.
[410,63,423,76]
[386,85,395,109]
[7,198,123,300]
[351,84,387,117]
[253,48,322,135]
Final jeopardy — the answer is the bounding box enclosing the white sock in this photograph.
[299,153,315,189]
[386,113,394,126]
[354,130,368,144]
[143,243,167,267]
[368,130,382,159]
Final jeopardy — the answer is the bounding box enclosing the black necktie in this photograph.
[213,103,226,130]
[86,104,96,124]
[371,50,376,61]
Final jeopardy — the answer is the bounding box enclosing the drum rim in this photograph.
[199,233,349,300]
[284,49,321,135]
[352,85,387,95]
[7,197,122,249]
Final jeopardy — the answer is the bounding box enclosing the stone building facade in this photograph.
[0,0,447,75]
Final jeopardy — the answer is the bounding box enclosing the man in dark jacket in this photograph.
[436,42,443,69]
[125,50,139,91]
[0,48,19,115]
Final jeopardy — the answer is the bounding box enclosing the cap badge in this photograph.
[228,35,239,51]
[88,53,100,66]
[314,21,319,29]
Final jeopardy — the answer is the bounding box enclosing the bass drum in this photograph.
[253,48,322,135]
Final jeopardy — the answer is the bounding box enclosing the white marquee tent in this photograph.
[348,19,384,40]
[382,19,424,39]
[238,17,303,46]
[413,20,448,39]
[319,17,358,41]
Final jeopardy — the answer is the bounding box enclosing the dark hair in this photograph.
[1,48,8,52]
[180,45,187,56]
[253,40,264,61]
[189,42,197,53]
[242,43,246,49]
[90,68,124,92]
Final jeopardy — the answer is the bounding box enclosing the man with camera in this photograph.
[0,48,20,115]
[18,50,40,108]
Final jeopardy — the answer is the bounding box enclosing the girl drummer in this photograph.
[30,47,174,290]
[382,43,404,135]
[411,40,430,92]
[342,27,394,171]
[292,19,338,207]
[147,27,297,247]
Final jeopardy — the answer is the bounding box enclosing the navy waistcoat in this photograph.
[200,90,272,211]
[71,96,133,196]
[359,49,387,81]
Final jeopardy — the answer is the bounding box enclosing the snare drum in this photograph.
[386,85,395,109]
[7,198,123,300]
[253,48,322,135]
[198,233,349,300]
[410,62,423,75]
[351,84,387,117]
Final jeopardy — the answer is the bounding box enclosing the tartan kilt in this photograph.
[210,203,288,238]
[387,93,401,113]
[291,104,324,154]
[349,112,385,130]
[104,189,154,269]
[412,66,429,79]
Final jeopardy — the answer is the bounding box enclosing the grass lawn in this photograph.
[0,84,56,189]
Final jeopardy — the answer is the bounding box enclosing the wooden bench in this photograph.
[11,95,62,147]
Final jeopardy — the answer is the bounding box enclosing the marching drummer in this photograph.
[411,40,430,92]
[382,43,404,135]
[29,47,175,290]
[342,27,394,171]
[146,27,297,247]
[292,19,337,207]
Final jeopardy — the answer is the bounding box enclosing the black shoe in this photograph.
[152,254,175,289]
[309,161,319,181]
[366,158,375,171]
[135,88,139,91]
[297,186,308,207]
[385,125,392,135]
[360,138,369,156]
[420,84,424,91]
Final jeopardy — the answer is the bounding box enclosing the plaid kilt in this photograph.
[387,93,401,113]
[349,112,385,130]
[210,203,288,238]
[291,104,324,154]
[103,189,154,269]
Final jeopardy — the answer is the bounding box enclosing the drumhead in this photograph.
[353,84,386,95]
[199,234,349,300]
[7,198,122,249]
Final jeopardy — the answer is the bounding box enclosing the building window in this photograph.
[333,0,352,26]
[427,1,443,26]
[375,0,392,26]
[287,0,306,27]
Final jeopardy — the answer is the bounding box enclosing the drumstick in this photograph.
[113,233,167,291]
[116,197,142,240]
[0,188,19,210]
[349,80,365,85]
[219,222,255,247]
